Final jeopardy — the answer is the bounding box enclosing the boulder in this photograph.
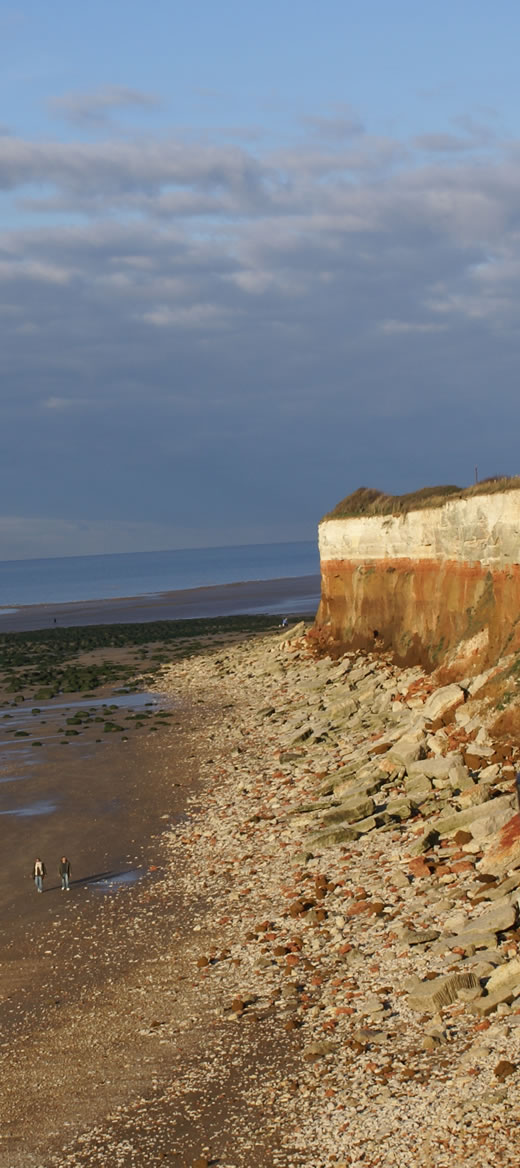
[321,793,375,826]
[387,739,425,767]
[441,930,500,953]
[472,960,520,1016]
[404,774,432,801]
[434,795,513,840]
[408,827,439,857]
[278,620,305,642]
[304,1040,337,1058]
[479,813,520,878]
[407,755,460,782]
[486,957,520,996]
[350,814,379,834]
[407,971,480,1013]
[397,926,440,946]
[384,797,417,822]
[422,684,465,723]
[448,763,475,792]
[308,825,359,849]
[333,773,384,799]
[469,898,517,936]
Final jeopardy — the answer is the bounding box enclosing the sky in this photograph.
[2,1,520,559]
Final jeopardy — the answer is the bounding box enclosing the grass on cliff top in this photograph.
[323,476,520,521]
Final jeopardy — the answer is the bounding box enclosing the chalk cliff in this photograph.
[316,486,520,670]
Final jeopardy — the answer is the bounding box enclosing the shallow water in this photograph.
[0,691,168,817]
[0,691,160,725]
[0,692,163,758]
[87,868,145,892]
[0,798,57,817]
[0,540,319,607]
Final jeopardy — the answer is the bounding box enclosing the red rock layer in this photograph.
[315,558,520,670]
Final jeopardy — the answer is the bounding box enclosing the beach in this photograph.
[1,620,304,1167]
[3,619,520,1166]
[0,574,321,632]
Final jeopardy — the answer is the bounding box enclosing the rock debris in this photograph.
[3,624,520,1166]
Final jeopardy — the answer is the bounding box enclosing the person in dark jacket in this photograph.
[32,858,46,892]
[59,856,71,891]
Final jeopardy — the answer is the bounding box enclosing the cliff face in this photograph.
[316,489,520,670]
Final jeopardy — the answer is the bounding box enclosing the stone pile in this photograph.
[160,625,520,1166]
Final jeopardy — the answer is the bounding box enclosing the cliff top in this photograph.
[323,476,520,521]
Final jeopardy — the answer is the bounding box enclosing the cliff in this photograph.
[316,484,520,671]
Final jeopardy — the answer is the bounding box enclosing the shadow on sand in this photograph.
[42,869,144,894]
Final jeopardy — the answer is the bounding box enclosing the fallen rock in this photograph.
[435,795,513,841]
[304,1040,337,1059]
[469,897,517,936]
[278,620,305,642]
[494,1059,517,1080]
[408,828,439,857]
[422,684,465,723]
[321,793,375,826]
[308,825,359,848]
[479,812,520,878]
[384,797,417,822]
[407,755,460,782]
[404,774,432,801]
[397,926,440,946]
[407,970,480,1013]
[486,957,520,997]
[441,930,499,953]
[471,961,520,1016]
[352,1027,387,1045]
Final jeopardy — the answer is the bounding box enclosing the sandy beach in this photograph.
[0,574,321,633]
[3,620,520,1167]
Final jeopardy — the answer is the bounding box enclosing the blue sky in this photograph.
[2,1,520,558]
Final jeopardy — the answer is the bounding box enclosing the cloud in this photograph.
[43,396,94,411]
[0,514,315,560]
[414,132,477,153]
[0,135,266,206]
[302,107,365,140]
[142,303,229,329]
[1,110,520,555]
[380,319,447,335]
[48,85,161,127]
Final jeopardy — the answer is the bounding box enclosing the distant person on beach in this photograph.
[280,617,288,628]
[59,856,71,891]
[32,858,46,893]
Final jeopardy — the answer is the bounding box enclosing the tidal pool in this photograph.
[88,868,145,892]
[0,799,57,817]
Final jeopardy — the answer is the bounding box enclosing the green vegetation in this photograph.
[0,614,282,698]
[323,476,520,521]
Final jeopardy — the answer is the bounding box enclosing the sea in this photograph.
[0,539,321,855]
[0,540,320,613]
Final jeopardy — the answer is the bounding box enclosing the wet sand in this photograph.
[0,573,321,632]
[0,628,301,1168]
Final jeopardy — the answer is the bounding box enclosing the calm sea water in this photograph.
[0,541,319,608]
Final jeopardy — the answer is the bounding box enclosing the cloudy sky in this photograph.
[1,1,520,560]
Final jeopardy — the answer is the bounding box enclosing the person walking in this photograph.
[32,858,46,893]
[59,856,71,891]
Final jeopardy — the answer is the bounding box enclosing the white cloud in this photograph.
[380,320,447,335]
[48,85,161,127]
[142,303,228,329]
[1,108,520,557]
